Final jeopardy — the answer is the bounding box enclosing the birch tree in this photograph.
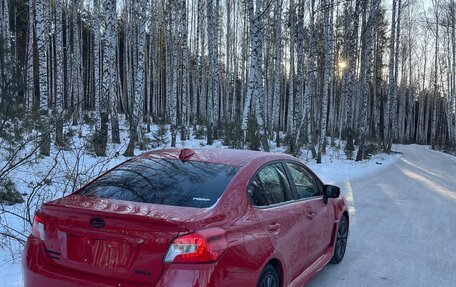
[1,0,11,79]
[392,0,402,143]
[291,0,305,156]
[287,0,295,135]
[97,0,118,156]
[35,0,51,156]
[206,0,215,144]
[431,0,439,148]
[356,0,378,161]
[317,0,333,163]
[124,0,147,156]
[206,0,220,145]
[241,0,270,151]
[342,0,361,156]
[70,1,82,126]
[298,0,316,156]
[93,0,101,130]
[180,0,190,131]
[25,0,34,112]
[108,0,120,144]
[272,0,283,144]
[451,0,456,146]
[170,0,179,147]
[386,0,396,150]
[54,0,64,147]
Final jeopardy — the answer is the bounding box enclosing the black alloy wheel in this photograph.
[330,215,348,264]
[257,264,280,287]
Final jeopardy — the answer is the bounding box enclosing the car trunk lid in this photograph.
[40,195,202,285]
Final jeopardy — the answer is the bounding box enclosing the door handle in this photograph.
[268,223,281,233]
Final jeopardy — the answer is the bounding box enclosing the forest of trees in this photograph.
[0,0,455,162]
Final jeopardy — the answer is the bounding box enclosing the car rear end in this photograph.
[23,200,182,286]
[22,156,240,287]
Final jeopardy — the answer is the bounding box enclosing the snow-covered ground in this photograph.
[2,134,454,286]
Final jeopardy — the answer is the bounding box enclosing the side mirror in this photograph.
[323,185,340,204]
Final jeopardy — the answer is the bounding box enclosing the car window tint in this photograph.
[248,163,293,206]
[286,163,320,199]
[78,158,238,208]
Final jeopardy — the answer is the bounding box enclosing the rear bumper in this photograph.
[23,236,256,287]
[23,236,145,287]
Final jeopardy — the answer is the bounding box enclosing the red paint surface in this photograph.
[23,148,348,286]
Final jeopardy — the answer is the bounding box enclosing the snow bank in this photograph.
[307,152,401,185]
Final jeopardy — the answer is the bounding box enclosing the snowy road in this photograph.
[307,145,456,287]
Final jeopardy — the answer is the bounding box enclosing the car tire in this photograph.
[257,263,280,287]
[330,215,348,264]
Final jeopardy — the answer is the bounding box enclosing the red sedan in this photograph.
[23,148,349,287]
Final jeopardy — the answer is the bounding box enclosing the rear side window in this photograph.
[247,163,293,206]
[79,158,238,208]
[286,162,320,199]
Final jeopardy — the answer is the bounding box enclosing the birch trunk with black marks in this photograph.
[54,0,64,147]
[291,0,305,156]
[431,0,438,148]
[317,0,332,163]
[26,0,35,112]
[36,0,50,156]
[356,0,378,161]
[386,0,397,151]
[124,0,147,156]
[272,0,283,144]
[242,0,269,151]
[93,0,101,130]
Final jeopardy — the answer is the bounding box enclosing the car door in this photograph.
[247,162,311,282]
[284,162,335,268]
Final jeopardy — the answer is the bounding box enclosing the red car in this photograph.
[23,148,349,287]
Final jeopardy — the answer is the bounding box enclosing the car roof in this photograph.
[138,148,298,167]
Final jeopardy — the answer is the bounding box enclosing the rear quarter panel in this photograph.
[180,158,283,281]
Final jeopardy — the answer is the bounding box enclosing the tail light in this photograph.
[164,228,227,263]
[31,210,45,241]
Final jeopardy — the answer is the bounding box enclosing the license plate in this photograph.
[66,234,133,268]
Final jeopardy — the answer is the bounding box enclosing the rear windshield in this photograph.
[78,158,238,208]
